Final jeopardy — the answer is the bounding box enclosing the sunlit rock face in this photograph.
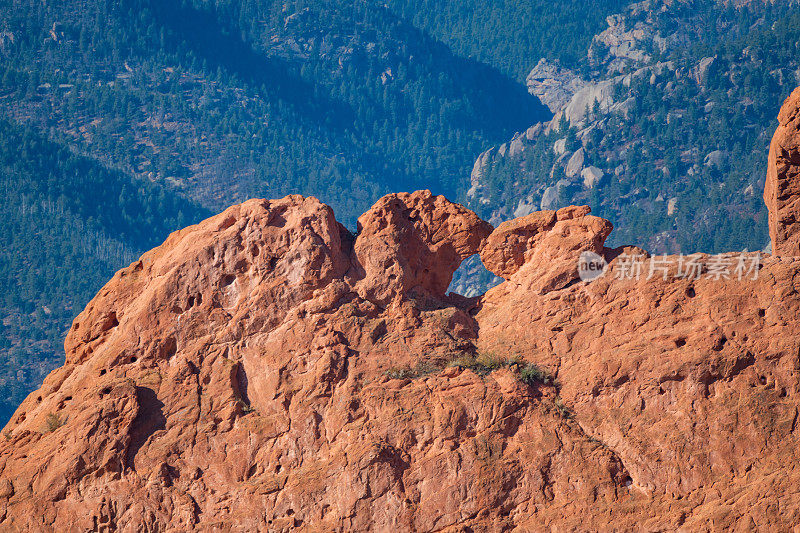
[765,86,800,257]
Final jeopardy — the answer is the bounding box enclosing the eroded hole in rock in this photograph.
[185,293,203,309]
[101,312,119,332]
[674,338,686,348]
[712,336,727,351]
[220,274,236,287]
[159,337,178,360]
[235,258,250,272]
[758,308,766,317]
[270,213,287,228]
[686,287,696,298]
[448,254,501,298]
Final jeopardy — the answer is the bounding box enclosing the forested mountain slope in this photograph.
[467,1,800,266]
[385,0,630,80]
[0,119,208,423]
[0,0,546,220]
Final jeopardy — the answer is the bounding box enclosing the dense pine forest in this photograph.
[0,119,207,422]
[385,0,631,80]
[0,0,551,219]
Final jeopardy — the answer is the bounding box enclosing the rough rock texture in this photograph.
[561,79,616,126]
[480,205,612,289]
[565,148,585,178]
[351,191,492,305]
[0,191,503,531]
[591,13,652,70]
[525,58,588,114]
[582,165,604,189]
[765,86,800,256]
[3,136,800,529]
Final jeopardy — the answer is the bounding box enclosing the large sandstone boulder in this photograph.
[765,86,800,256]
[480,205,612,294]
[351,190,492,306]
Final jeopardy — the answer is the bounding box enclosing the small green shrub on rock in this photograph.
[44,412,64,433]
[519,364,554,386]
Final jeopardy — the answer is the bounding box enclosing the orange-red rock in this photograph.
[352,190,492,305]
[480,205,612,294]
[3,98,800,530]
[765,86,800,256]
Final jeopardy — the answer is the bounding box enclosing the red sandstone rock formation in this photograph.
[480,205,612,294]
[2,96,800,531]
[765,86,800,256]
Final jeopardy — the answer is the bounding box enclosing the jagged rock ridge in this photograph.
[3,91,800,531]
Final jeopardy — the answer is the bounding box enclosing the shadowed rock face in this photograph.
[2,95,800,531]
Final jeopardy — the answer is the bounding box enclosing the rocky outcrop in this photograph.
[565,147,585,178]
[468,0,748,243]
[352,190,492,305]
[3,148,800,530]
[582,165,604,188]
[695,55,716,85]
[476,235,800,531]
[480,205,611,288]
[0,191,500,531]
[560,79,616,126]
[765,86,800,256]
[590,10,654,72]
[525,58,588,114]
